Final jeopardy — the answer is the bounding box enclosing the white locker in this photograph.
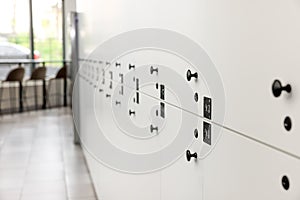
[70,0,300,199]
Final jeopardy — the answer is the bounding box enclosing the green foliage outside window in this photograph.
[8,33,62,62]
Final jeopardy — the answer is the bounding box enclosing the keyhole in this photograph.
[282,175,290,190]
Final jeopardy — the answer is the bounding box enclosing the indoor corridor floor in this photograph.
[0,108,97,200]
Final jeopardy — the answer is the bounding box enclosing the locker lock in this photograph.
[283,116,292,131]
[282,175,290,190]
[194,129,198,138]
[194,92,198,102]
[272,79,291,97]
[186,150,197,162]
[186,69,198,81]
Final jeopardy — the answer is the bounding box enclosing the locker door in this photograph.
[191,0,300,158]
[76,60,163,200]
[203,126,300,200]
[160,108,204,200]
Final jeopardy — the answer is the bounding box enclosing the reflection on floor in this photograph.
[0,108,97,200]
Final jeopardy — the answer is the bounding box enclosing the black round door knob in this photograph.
[186,150,197,162]
[186,70,198,81]
[272,80,291,97]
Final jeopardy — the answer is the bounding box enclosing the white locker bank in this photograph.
[68,0,300,199]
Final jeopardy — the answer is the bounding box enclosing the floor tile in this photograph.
[0,108,97,200]
[22,180,66,195]
[0,189,21,200]
[67,183,96,199]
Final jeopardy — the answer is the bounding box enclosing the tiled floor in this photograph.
[0,108,97,200]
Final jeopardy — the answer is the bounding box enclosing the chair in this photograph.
[55,66,66,79]
[47,66,67,108]
[0,67,25,113]
[23,67,47,110]
[30,66,47,80]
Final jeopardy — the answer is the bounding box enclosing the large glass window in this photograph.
[32,0,62,62]
[0,0,63,79]
[0,0,30,47]
[0,0,30,79]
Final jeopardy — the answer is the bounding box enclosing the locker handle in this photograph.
[186,70,198,81]
[186,150,197,162]
[129,109,135,116]
[150,124,158,133]
[272,79,291,97]
[150,66,158,74]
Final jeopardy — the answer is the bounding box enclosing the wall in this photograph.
[72,0,300,199]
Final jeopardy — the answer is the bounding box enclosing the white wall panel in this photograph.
[72,0,300,199]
